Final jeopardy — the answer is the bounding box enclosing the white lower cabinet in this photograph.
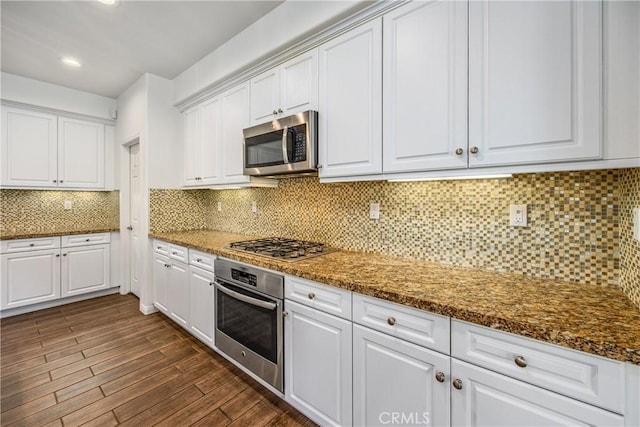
[1,248,61,309]
[450,359,623,427]
[188,265,215,347]
[61,244,110,297]
[152,253,170,314]
[152,252,188,327]
[284,299,352,426]
[353,324,450,427]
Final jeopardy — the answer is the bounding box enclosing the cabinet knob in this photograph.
[164,264,171,268]
[172,251,177,255]
[387,317,396,326]
[435,371,446,383]
[452,379,463,390]
[63,253,67,257]
[209,282,214,287]
[455,148,464,156]
[53,180,57,183]
[29,243,35,247]
[283,311,289,318]
[127,226,133,231]
[85,238,90,242]
[469,146,479,154]
[56,254,60,258]
[514,355,528,368]
[308,292,315,300]
[316,164,322,169]
[60,180,64,183]
[277,108,283,114]
[196,258,202,262]
[157,246,162,249]
[272,110,278,115]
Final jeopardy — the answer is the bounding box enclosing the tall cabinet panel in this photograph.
[221,82,250,183]
[58,117,105,188]
[383,0,468,173]
[1,107,58,187]
[318,18,382,178]
[468,0,602,167]
[200,97,222,184]
[183,106,200,185]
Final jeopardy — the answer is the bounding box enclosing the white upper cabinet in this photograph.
[221,82,251,184]
[1,107,58,187]
[183,98,222,186]
[250,49,318,125]
[58,117,105,188]
[468,0,602,167]
[1,105,108,189]
[319,18,383,178]
[383,0,468,173]
[183,106,200,186]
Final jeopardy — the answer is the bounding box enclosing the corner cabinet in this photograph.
[468,0,602,167]
[1,106,110,189]
[318,18,383,179]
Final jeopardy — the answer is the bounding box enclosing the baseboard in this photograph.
[0,287,120,318]
[139,302,158,315]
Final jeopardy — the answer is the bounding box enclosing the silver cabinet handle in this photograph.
[387,317,396,326]
[216,281,277,310]
[435,371,445,383]
[469,146,479,154]
[164,264,171,268]
[455,148,464,155]
[514,355,527,368]
[278,108,283,114]
[272,109,278,115]
[308,292,315,300]
[453,379,463,390]
[283,311,289,318]
[172,251,178,255]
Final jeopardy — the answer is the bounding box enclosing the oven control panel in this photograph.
[231,268,257,287]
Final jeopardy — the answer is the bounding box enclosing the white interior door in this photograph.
[129,143,141,297]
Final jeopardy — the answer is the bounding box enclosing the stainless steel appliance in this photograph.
[243,110,318,177]
[227,237,335,262]
[214,258,284,392]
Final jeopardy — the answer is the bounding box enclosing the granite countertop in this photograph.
[154,229,640,364]
[0,228,120,240]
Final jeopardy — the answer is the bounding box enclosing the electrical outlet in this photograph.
[509,204,527,227]
[634,207,640,241]
[369,203,380,220]
[64,200,73,210]
[251,201,257,213]
[217,201,222,212]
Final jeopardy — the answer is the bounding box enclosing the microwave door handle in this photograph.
[281,127,289,164]
[215,281,278,310]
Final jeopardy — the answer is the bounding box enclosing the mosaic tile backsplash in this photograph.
[0,190,120,236]
[620,168,640,307]
[149,169,640,306]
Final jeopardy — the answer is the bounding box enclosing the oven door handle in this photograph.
[215,281,278,311]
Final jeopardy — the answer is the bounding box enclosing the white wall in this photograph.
[174,0,369,103]
[0,72,116,119]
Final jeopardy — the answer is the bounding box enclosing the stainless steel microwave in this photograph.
[243,110,318,177]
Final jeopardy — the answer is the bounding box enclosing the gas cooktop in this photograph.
[227,237,335,262]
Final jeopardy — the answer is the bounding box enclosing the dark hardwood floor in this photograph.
[0,293,315,426]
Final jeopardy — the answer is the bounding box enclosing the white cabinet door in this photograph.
[383,1,468,173]
[167,261,189,328]
[451,359,623,427]
[183,106,200,185]
[188,265,214,348]
[153,254,170,314]
[250,67,280,125]
[221,82,250,184]
[1,106,58,187]
[199,97,222,185]
[319,18,383,178]
[280,49,318,117]
[468,0,602,167]
[353,325,450,427]
[58,117,105,188]
[284,300,352,426]
[61,244,110,297]
[1,249,61,309]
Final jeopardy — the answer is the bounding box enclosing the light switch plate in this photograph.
[217,201,222,212]
[509,204,527,227]
[64,200,73,210]
[634,207,640,241]
[251,201,257,213]
[370,203,380,220]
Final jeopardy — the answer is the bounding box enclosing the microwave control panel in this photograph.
[293,132,306,162]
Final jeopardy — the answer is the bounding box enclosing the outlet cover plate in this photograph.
[509,204,527,227]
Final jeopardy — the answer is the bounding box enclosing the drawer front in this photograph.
[168,244,189,263]
[62,233,110,247]
[451,320,625,414]
[353,293,450,355]
[285,276,352,320]
[189,249,215,272]
[153,240,170,256]
[1,236,61,253]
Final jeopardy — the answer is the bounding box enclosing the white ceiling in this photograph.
[1,0,284,98]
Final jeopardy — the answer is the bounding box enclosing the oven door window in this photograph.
[245,129,286,168]
[216,282,278,364]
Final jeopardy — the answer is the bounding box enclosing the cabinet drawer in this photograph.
[285,276,352,320]
[153,240,170,256]
[353,293,450,355]
[1,236,61,253]
[168,244,188,263]
[62,233,110,247]
[189,249,215,272]
[451,320,625,414]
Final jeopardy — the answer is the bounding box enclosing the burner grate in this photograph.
[227,238,334,262]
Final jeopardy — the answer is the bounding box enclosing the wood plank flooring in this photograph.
[0,294,316,426]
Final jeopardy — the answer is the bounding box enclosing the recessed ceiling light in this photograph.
[60,57,82,68]
[98,0,120,6]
